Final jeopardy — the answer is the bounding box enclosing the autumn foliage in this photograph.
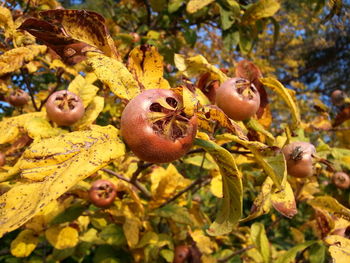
[0,0,349,262]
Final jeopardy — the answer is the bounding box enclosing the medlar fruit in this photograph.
[331,90,345,106]
[45,90,85,126]
[0,153,5,167]
[173,245,190,263]
[282,141,316,178]
[120,89,197,163]
[215,77,260,121]
[89,179,117,208]
[7,89,29,107]
[332,172,350,190]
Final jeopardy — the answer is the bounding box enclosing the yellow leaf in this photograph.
[0,7,15,38]
[174,54,228,83]
[0,125,125,237]
[324,235,350,263]
[0,112,46,144]
[210,171,223,198]
[10,229,38,258]
[190,229,214,254]
[123,213,140,247]
[25,116,65,139]
[308,196,350,220]
[271,181,297,218]
[183,86,198,116]
[49,59,78,76]
[128,45,170,90]
[260,77,301,127]
[45,226,79,249]
[186,0,215,13]
[242,0,280,25]
[0,45,47,76]
[150,164,191,207]
[72,96,104,130]
[87,53,140,100]
[68,74,99,107]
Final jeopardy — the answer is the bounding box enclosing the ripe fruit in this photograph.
[332,172,350,190]
[0,153,5,166]
[282,142,316,178]
[120,89,197,163]
[215,77,260,121]
[331,90,345,106]
[46,90,84,126]
[130,32,141,43]
[7,89,29,107]
[88,179,117,208]
[173,245,190,263]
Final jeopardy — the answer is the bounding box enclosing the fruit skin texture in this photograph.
[215,77,260,121]
[46,90,85,126]
[331,90,345,106]
[282,142,316,178]
[332,172,350,190]
[173,245,190,263]
[0,152,5,166]
[7,90,29,107]
[120,89,197,163]
[88,179,117,208]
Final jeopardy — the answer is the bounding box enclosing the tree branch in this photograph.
[101,168,151,199]
[21,69,38,111]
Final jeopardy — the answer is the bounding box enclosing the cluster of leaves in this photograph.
[0,0,350,263]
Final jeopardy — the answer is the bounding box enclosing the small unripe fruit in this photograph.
[332,172,350,190]
[282,142,316,178]
[331,90,345,106]
[173,245,190,263]
[46,90,84,126]
[7,90,29,107]
[89,179,117,208]
[215,77,260,121]
[0,153,5,166]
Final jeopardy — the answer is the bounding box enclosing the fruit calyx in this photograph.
[147,96,192,142]
[54,91,81,112]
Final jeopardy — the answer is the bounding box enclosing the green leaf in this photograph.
[219,4,240,30]
[194,138,243,236]
[246,118,275,143]
[242,0,280,25]
[308,196,350,220]
[239,26,254,54]
[251,222,270,263]
[222,28,240,50]
[99,224,126,246]
[260,77,301,127]
[275,241,316,263]
[186,0,215,14]
[149,0,167,12]
[309,243,326,263]
[183,28,197,47]
[155,204,193,225]
[50,203,88,225]
[217,133,286,190]
[168,0,183,13]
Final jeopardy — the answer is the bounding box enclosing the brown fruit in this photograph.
[130,32,141,43]
[215,77,260,121]
[331,90,345,106]
[7,90,29,107]
[332,172,350,190]
[89,179,117,208]
[282,142,316,178]
[173,245,190,263]
[0,153,5,166]
[46,90,85,126]
[120,89,197,163]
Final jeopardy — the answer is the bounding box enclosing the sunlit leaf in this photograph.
[186,0,215,13]
[68,74,99,107]
[271,181,297,218]
[242,0,280,25]
[174,54,228,83]
[45,226,79,250]
[155,204,193,225]
[72,96,104,130]
[260,77,301,127]
[87,53,140,100]
[123,212,140,248]
[195,138,242,236]
[324,235,350,263]
[0,6,15,38]
[0,125,125,237]
[10,229,38,258]
[190,229,214,254]
[308,196,350,220]
[0,45,47,76]
[128,45,170,90]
